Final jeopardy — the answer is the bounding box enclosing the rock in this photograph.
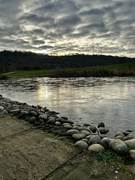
[80,130,90,136]
[100,137,110,149]
[39,114,48,120]
[47,119,55,124]
[130,150,135,160]
[29,116,36,124]
[89,125,97,133]
[0,106,4,112]
[48,116,56,121]
[66,129,79,136]
[72,125,82,131]
[88,144,104,152]
[124,139,135,148]
[99,127,109,134]
[97,122,105,128]
[75,140,88,149]
[9,109,20,114]
[72,133,86,140]
[55,121,61,126]
[124,133,135,140]
[29,110,38,116]
[109,139,127,155]
[114,131,124,137]
[88,135,101,145]
[115,135,125,141]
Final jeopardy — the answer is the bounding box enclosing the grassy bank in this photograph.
[2,62,135,78]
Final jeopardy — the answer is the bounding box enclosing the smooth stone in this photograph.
[114,131,124,137]
[66,129,79,136]
[130,150,135,160]
[97,122,105,128]
[55,121,61,126]
[80,130,90,136]
[48,116,56,121]
[124,134,135,140]
[63,123,71,126]
[109,139,127,155]
[115,135,125,141]
[29,116,36,124]
[124,139,135,148]
[98,127,109,134]
[39,114,48,120]
[63,125,72,129]
[72,125,82,131]
[88,144,104,152]
[9,109,20,113]
[100,137,110,149]
[89,125,97,133]
[75,140,88,149]
[0,106,4,112]
[29,110,38,116]
[47,119,55,124]
[88,135,101,145]
[72,133,86,140]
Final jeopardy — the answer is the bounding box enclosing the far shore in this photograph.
[1,62,135,79]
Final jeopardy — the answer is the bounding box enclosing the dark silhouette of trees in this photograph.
[0,50,135,73]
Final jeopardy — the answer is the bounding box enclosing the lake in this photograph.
[0,77,135,135]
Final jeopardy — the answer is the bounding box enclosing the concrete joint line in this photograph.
[42,150,83,180]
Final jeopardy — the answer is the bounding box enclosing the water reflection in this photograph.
[0,77,135,134]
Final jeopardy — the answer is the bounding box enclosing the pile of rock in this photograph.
[0,94,135,159]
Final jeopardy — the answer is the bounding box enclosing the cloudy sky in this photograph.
[0,0,135,57]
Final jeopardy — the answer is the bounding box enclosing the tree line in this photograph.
[0,50,135,73]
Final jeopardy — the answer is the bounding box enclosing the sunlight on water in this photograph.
[0,77,135,134]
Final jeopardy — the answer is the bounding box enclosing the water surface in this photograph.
[0,77,135,134]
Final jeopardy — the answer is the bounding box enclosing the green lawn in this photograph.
[3,69,52,78]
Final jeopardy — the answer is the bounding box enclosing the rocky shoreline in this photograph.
[0,94,135,159]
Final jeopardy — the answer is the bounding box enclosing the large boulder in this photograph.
[124,139,135,148]
[100,137,111,149]
[80,130,90,136]
[88,135,101,145]
[124,134,135,140]
[99,127,109,134]
[0,106,4,112]
[89,125,97,133]
[75,140,88,149]
[88,144,104,152]
[109,139,127,155]
[66,129,79,136]
[97,122,105,128]
[72,133,86,140]
[130,150,135,160]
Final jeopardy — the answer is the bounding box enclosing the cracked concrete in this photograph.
[0,114,135,180]
[0,115,80,180]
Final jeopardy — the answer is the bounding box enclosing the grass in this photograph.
[3,69,52,78]
[2,62,135,78]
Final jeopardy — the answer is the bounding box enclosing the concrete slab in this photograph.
[0,115,79,180]
[44,152,135,180]
[0,115,30,139]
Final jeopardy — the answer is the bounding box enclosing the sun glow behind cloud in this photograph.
[0,0,135,57]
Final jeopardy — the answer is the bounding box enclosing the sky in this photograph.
[0,0,135,57]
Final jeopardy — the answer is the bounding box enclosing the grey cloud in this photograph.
[0,0,135,57]
[32,40,45,45]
